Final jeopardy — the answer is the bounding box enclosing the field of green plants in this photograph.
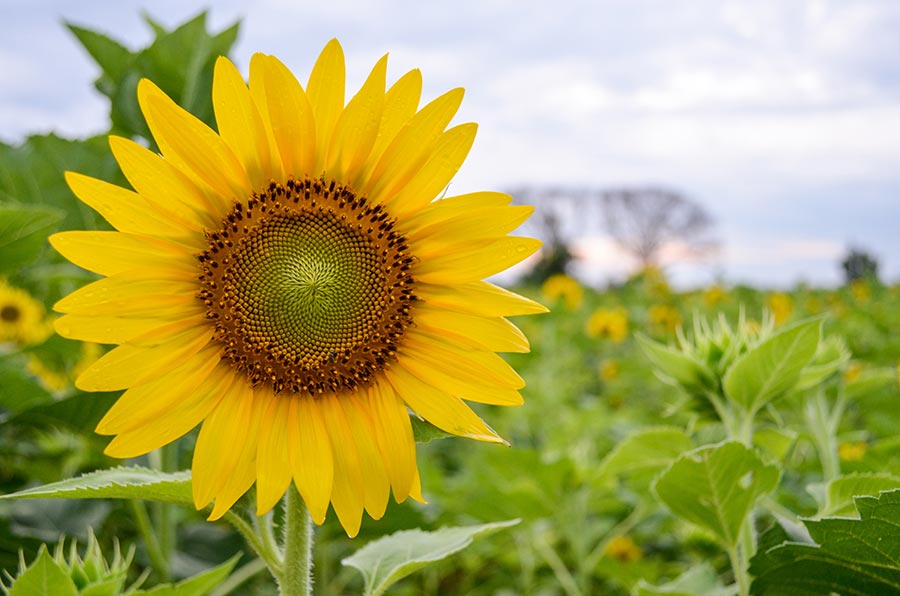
[2,12,900,596]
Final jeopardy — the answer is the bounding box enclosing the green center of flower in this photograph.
[198,177,416,395]
[0,305,20,323]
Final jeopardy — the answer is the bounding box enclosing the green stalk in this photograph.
[278,487,314,596]
[727,545,750,596]
[128,500,168,580]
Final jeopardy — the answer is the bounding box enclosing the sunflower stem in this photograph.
[278,487,314,596]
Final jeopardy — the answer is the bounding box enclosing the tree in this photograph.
[841,247,879,284]
[600,188,717,267]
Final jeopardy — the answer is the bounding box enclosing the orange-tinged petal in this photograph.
[325,54,386,182]
[384,123,477,217]
[138,78,251,201]
[307,39,346,173]
[256,397,293,514]
[289,397,334,524]
[386,365,504,444]
[259,54,317,179]
[213,56,282,189]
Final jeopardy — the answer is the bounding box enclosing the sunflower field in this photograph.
[2,12,900,596]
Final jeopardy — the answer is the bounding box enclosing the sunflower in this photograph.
[51,40,544,536]
[0,280,51,347]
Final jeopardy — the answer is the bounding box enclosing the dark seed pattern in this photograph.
[197,177,416,396]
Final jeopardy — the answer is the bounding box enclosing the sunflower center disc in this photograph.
[0,305,20,323]
[198,177,416,395]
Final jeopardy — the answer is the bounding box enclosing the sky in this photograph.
[2,0,899,288]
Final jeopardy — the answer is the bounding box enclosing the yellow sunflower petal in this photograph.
[108,136,226,231]
[403,330,525,389]
[54,314,172,345]
[49,231,193,277]
[413,307,529,353]
[343,392,390,519]
[213,56,282,189]
[413,236,541,284]
[418,281,548,317]
[210,389,272,519]
[103,359,231,456]
[318,396,365,537]
[325,54,387,182]
[53,276,198,317]
[138,78,251,201]
[402,192,512,234]
[192,382,254,509]
[386,365,504,444]
[367,383,416,501]
[399,353,524,406]
[406,205,534,249]
[289,397,334,524]
[256,397,294,514]
[384,122,477,217]
[259,54,317,179]
[96,343,222,435]
[307,39,346,173]
[64,172,194,240]
[363,87,465,205]
[76,326,213,392]
[352,68,422,189]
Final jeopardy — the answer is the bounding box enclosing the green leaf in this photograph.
[723,318,822,412]
[66,24,133,81]
[0,203,64,273]
[342,519,520,596]
[8,546,78,596]
[135,555,240,595]
[750,489,900,595]
[0,354,54,414]
[637,333,712,391]
[0,467,192,505]
[845,367,898,401]
[818,473,900,518]
[794,336,850,391]
[598,426,693,491]
[633,562,735,596]
[411,415,453,443]
[753,427,797,463]
[653,441,780,547]
[4,391,119,434]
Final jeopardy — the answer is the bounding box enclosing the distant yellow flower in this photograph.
[599,359,620,381]
[767,292,793,326]
[0,280,51,347]
[703,285,726,307]
[50,41,544,537]
[850,280,870,304]
[586,307,629,342]
[640,265,670,297]
[648,304,681,334]
[838,441,867,462]
[843,362,863,383]
[541,274,583,311]
[27,342,103,392]
[604,535,642,562]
